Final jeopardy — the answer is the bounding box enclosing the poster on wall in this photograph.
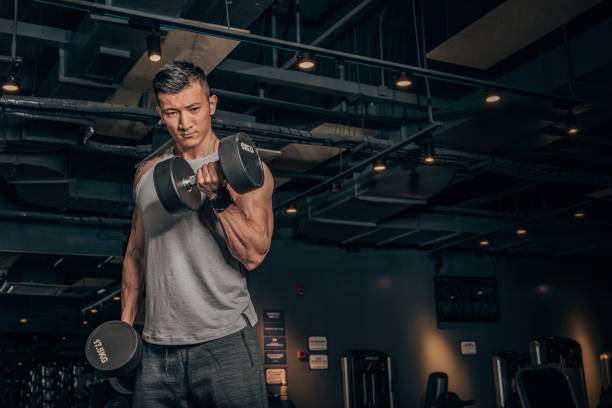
[265,368,287,385]
[265,351,287,364]
[434,276,500,323]
[263,308,287,364]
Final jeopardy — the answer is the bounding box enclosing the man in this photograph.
[121,61,274,407]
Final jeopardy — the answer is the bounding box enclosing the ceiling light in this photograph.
[82,320,88,325]
[394,71,413,88]
[61,336,66,341]
[19,317,28,324]
[285,203,298,214]
[516,228,527,235]
[567,112,579,135]
[297,52,315,71]
[424,139,435,164]
[479,238,490,246]
[113,296,120,301]
[90,308,98,314]
[573,210,585,218]
[147,31,162,63]
[1,75,20,93]
[372,160,387,172]
[484,88,501,104]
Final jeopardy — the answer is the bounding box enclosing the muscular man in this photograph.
[121,61,274,407]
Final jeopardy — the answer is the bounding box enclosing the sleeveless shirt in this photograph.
[134,148,258,345]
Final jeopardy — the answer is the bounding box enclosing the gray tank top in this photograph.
[134,148,257,345]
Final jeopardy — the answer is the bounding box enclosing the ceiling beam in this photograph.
[215,59,450,110]
[38,0,586,106]
[0,18,72,47]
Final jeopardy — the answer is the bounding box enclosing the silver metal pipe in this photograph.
[11,0,18,58]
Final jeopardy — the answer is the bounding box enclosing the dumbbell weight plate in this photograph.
[154,157,201,213]
[218,132,264,194]
[85,320,142,378]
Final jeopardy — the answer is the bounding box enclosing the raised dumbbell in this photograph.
[84,320,142,397]
[153,132,264,214]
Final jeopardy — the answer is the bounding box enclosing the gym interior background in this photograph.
[1,0,611,407]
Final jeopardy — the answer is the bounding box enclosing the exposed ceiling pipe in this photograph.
[273,121,442,211]
[3,96,609,187]
[4,111,94,144]
[0,95,159,122]
[428,195,610,254]
[280,0,377,69]
[38,0,587,106]
[10,0,18,60]
[271,2,278,67]
[0,208,130,226]
[378,6,388,88]
[295,0,301,44]
[3,109,152,156]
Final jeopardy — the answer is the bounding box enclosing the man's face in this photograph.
[155,81,218,152]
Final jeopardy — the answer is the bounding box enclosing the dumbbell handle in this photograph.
[180,151,221,191]
[182,175,197,191]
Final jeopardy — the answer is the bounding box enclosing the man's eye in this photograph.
[190,107,200,112]
[166,112,177,117]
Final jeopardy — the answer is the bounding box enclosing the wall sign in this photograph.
[263,309,287,365]
[265,368,287,385]
[265,351,287,364]
[308,354,329,370]
[460,340,478,355]
[308,336,328,352]
[264,336,286,350]
[434,276,500,322]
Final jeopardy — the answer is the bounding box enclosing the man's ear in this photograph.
[155,105,162,118]
[208,94,218,116]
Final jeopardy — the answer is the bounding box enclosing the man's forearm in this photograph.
[216,205,270,270]
[121,258,144,325]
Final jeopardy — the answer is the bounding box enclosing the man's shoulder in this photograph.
[134,155,164,186]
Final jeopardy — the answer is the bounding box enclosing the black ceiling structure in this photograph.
[0,0,611,330]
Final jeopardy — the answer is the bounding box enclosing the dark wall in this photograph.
[249,240,612,407]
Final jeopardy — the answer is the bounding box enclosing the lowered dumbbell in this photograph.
[85,320,142,397]
[153,132,264,214]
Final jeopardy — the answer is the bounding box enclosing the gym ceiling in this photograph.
[0,0,611,331]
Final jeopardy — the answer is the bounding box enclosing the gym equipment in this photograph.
[492,352,529,408]
[341,350,394,408]
[598,353,612,408]
[154,132,264,214]
[85,320,142,396]
[516,336,588,408]
[435,392,475,408]
[425,372,448,408]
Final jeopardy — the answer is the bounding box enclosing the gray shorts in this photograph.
[133,324,268,408]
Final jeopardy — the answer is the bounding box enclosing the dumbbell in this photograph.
[153,132,264,214]
[85,320,142,397]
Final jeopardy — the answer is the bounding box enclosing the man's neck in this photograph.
[174,131,218,160]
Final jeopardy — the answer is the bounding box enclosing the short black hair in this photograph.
[152,61,209,103]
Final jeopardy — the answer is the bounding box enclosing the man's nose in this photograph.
[178,113,192,130]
